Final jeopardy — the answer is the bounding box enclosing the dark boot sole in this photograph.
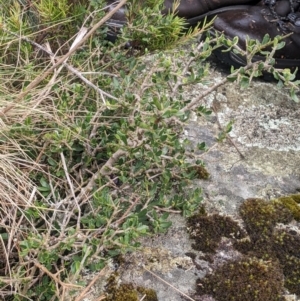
[186,4,255,25]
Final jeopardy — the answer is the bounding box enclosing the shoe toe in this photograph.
[213,7,270,45]
[213,6,300,62]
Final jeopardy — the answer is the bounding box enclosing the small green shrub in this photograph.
[1,1,300,300]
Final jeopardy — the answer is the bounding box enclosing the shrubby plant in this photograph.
[0,0,299,300]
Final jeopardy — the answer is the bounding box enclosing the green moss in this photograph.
[280,255,300,295]
[234,205,300,296]
[239,198,292,241]
[197,257,284,301]
[273,195,300,221]
[105,274,158,301]
[198,205,207,216]
[108,283,139,301]
[187,213,246,253]
[273,228,300,258]
[194,165,210,179]
[287,194,300,203]
[191,196,300,299]
[234,237,276,261]
[237,199,300,295]
[137,286,158,301]
[187,165,210,179]
[272,228,300,295]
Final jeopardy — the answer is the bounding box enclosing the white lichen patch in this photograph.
[218,103,300,151]
[124,246,194,274]
[275,222,300,235]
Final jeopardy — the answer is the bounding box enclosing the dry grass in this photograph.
[0,3,127,297]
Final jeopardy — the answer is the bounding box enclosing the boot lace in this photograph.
[263,0,300,29]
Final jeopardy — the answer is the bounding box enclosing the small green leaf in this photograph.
[39,177,49,188]
[261,33,270,45]
[71,261,81,274]
[197,142,206,151]
[290,88,299,103]
[275,41,285,50]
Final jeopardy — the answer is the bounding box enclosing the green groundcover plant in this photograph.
[0,0,299,300]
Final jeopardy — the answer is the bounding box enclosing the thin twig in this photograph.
[113,196,141,227]
[60,152,81,230]
[99,149,127,176]
[0,235,11,285]
[143,266,196,301]
[171,41,205,97]
[153,206,181,213]
[32,259,82,289]
[56,149,127,207]
[180,60,259,113]
[74,267,108,301]
[211,102,245,159]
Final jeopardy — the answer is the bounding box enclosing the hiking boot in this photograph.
[211,0,300,71]
[105,0,260,41]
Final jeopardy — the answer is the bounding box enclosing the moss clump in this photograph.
[280,255,300,295]
[198,205,207,216]
[273,194,300,221]
[272,228,300,295]
[239,198,292,241]
[191,196,300,300]
[137,286,158,301]
[187,165,210,179]
[234,236,276,261]
[229,199,300,296]
[105,274,158,301]
[235,202,300,296]
[197,257,284,301]
[285,194,300,203]
[194,165,210,179]
[187,213,246,253]
[236,199,300,295]
[107,283,139,301]
[273,228,300,258]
